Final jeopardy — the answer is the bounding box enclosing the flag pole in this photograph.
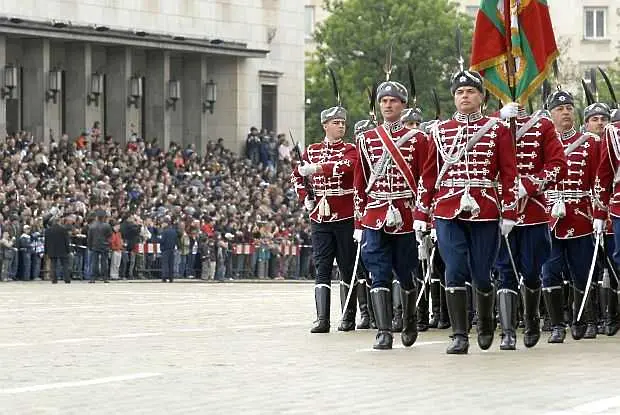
[503,0,517,139]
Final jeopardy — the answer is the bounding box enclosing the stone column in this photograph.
[145,50,171,150]
[0,36,6,138]
[183,55,208,153]
[22,39,52,143]
[65,43,104,139]
[105,47,132,143]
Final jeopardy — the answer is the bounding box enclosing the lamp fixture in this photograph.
[87,72,104,106]
[45,69,63,103]
[166,79,181,110]
[202,79,217,114]
[1,65,17,99]
[127,75,143,108]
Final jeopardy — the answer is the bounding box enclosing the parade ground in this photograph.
[1,281,619,415]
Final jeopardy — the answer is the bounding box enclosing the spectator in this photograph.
[87,210,113,283]
[44,217,71,284]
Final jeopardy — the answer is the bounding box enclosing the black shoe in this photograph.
[64,280,71,284]
[521,285,541,348]
[89,280,95,284]
[445,287,469,355]
[498,289,517,351]
[162,278,167,282]
[338,282,356,332]
[311,285,331,334]
[571,287,588,340]
[371,287,393,350]
[401,287,418,347]
[475,287,495,350]
[584,323,597,339]
[544,287,566,343]
[52,280,58,284]
[104,280,110,284]
[391,280,403,332]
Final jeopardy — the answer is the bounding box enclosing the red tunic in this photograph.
[354,121,428,234]
[594,122,620,222]
[291,139,357,223]
[414,111,518,222]
[513,113,567,225]
[545,128,601,239]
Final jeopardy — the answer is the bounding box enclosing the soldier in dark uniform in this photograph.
[292,106,358,333]
[542,90,601,343]
[354,81,428,349]
[414,70,519,354]
[493,103,567,350]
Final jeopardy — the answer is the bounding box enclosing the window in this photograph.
[584,8,607,39]
[304,6,315,39]
[465,6,479,18]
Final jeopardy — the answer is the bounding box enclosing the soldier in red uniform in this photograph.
[291,105,358,333]
[541,90,601,343]
[494,105,567,350]
[591,107,620,336]
[354,81,428,350]
[413,70,519,355]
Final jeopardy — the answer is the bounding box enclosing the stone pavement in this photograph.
[1,281,619,414]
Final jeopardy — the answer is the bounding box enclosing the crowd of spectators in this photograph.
[0,124,314,282]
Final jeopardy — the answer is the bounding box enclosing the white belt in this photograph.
[314,188,354,197]
[440,178,496,188]
[369,190,413,200]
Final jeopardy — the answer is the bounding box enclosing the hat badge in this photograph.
[459,76,467,82]
[385,85,392,91]
[558,95,566,102]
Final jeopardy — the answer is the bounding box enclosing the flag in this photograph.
[470,0,559,104]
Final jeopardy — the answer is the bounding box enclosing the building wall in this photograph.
[0,0,305,152]
[457,0,619,72]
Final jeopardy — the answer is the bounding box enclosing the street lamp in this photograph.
[202,79,217,114]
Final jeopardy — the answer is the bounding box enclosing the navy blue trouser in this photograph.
[542,234,595,291]
[495,224,551,291]
[161,250,175,279]
[361,229,417,291]
[311,219,355,286]
[435,219,500,292]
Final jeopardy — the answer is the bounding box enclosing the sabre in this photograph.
[577,231,603,322]
[341,241,362,322]
[416,245,436,308]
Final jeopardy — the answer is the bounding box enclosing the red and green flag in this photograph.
[470,0,559,104]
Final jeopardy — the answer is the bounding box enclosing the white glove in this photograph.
[500,219,517,236]
[430,228,437,242]
[518,180,528,199]
[298,162,320,177]
[413,220,427,233]
[304,197,315,212]
[500,102,519,120]
[353,229,363,243]
[593,219,606,234]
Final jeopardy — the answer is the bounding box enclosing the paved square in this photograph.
[1,281,619,414]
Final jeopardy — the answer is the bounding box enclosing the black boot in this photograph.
[445,287,469,354]
[366,283,377,329]
[438,283,451,329]
[597,283,607,334]
[521,285,542,348]
[356,281,370,329]
[429,280,440,328]
[391,280,403,332]
[607,289,619,336]
[310,285,330,333]
[401,287,418,347]
[544,287,566,343]
[371,287,393,350]
[497,289,517,350]
[583,287,598,339]
[563,283,573,325]
[475,287,495,350]
[338,282,356,332]
[571,287,587,340]
[466,284,474,333]
[416,279,430,332]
